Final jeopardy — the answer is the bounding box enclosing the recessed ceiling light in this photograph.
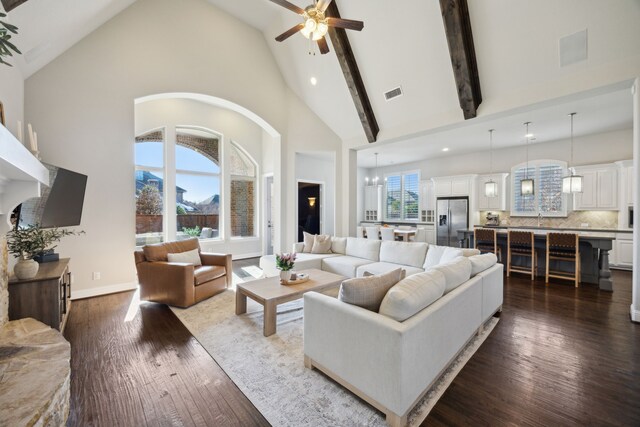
[310,77,318,86]
[442,148,449,152]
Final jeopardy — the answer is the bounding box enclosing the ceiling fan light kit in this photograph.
[271,0,363,55]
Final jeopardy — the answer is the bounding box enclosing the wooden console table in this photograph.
[8,258,71,331]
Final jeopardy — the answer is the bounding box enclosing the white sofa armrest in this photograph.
[292,242,305,253]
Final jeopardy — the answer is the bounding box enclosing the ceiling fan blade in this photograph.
[327,17,364,31]
[275,23,304,42]
[317,37,330,55]
[316,0,333,12]
[268,0,305,15]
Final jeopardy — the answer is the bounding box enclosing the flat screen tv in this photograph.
[15,163,88,228]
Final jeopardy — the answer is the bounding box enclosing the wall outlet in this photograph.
[92,272,101,280]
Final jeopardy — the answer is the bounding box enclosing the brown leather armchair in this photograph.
[134,238,232,308]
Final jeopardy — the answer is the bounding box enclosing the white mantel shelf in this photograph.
[0,124,49,233]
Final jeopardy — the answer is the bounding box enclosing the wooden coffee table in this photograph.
[235,269,345,337]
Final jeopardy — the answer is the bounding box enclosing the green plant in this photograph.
[6,224,84,260]
[275,253,297,271]
[182,226,201,237]
[176,205,187,215]
[0,12,20,67]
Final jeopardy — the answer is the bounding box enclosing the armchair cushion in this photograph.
[168,248,202,266]
[143,238,200,262]
[194,265,226,285]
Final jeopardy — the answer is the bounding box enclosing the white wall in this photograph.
[0,66,24,138]
[23,0,343,298]
[367,128,633,180]
[295,153,336,238]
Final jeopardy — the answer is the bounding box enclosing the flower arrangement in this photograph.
[275,252,296,271]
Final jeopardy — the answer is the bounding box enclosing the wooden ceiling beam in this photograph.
[1,0,28,13]
[439,0,482,120]
[326,2,379,143]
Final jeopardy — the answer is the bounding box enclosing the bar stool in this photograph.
[474,228,502,262]
[545,232,580,287]
[507,230,536,280]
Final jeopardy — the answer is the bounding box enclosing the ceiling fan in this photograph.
[270,0,364,54]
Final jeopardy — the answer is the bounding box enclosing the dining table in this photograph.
[393,229,416,242]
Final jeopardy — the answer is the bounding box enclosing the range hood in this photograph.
[0,124,49,234]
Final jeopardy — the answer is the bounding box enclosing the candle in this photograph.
[17,120,22,142]
[27,123,36,151]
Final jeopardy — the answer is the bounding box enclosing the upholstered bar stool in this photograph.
[545,232,580,287]
[507,230,536,280]
[474,228,502,262]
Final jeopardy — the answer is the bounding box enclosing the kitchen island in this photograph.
[456,226,623,292]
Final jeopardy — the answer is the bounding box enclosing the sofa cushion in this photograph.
[461,248,481,257]
[143,238,200,262]
[357,262,424,278]
[302,232,315,253]
[312,234,333,254]
[345,237,381,261]
[428,257,472,294]
[339,268,405,312]
[422,245,463,269]
[469,253,498,277]
[167,248,202,266]
[194,265,226,285]
[322,255,375,278]
[379,270,446,322]
[379,241,428,268]
[260,253,340,277]
[331,237,347,255]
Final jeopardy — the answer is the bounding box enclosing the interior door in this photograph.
[265,175,274,255]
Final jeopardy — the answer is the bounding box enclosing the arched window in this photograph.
[511,159,568,216]
[135,130,165,245]
[229,141,257,237]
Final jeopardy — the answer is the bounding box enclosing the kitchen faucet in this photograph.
[537,213,543,227]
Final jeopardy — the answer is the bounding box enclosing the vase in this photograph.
[14,258,39,280]
[279,270,294,283]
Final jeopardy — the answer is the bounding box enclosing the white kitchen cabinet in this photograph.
[451,178,470,196]
[418,224,436,245]
[434,179,452,197]
[477,173,509,211]
[419,180,435,222]
[432,175,476,198]
[363,185,382,221]
[627,166,635,206]
[614,234,633,269]
[573,165,618,211]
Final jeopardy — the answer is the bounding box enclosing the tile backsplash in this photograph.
[480,210,619,229]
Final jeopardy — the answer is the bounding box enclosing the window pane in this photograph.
[386,175,402,220]
[513,167,536,213]
[403,173,419,220]
[176,173,220,240]
[135,141,163,169]
[539,164,564,213]
[176,128,220,173]
[136,170,164,245]
[230,143,256,177]
[231,178,256,237]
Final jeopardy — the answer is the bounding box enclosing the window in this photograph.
[511,160,567,216]
[175,128,221,240]
[229,142,257,237]
[135,130,165,246]
[385,171,420,221]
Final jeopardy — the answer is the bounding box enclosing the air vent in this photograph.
[559,29,588,67]
[384,86,403,101]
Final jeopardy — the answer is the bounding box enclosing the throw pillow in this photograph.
[302,232,315,253]
[422,245,463,269]
[330,237,347,254]
[311,234,332,254]
[339,268,405,312]
[427,257,472,294]
[469,253,498,277]
[167,248,202,266]
[461,248,481,257]
[379,270,446,322]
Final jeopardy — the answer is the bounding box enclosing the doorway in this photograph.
[297,181,322,242]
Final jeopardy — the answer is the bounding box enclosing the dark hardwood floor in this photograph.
[64,260,640,426]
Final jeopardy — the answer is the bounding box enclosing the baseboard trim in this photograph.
[233,252,262,260]
[71,282,138,300]
[631,304,640,323]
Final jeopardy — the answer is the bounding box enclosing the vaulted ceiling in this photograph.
[4,0,640,153]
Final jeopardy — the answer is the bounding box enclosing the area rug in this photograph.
[171,288,499,426]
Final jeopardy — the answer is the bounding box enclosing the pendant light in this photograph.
[521,122,535,195]
[562,112,583,193]
[485,129,498,197]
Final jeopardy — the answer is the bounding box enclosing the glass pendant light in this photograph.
[562,112,583,193]
[521,122,534,195]
[485,129,498,197]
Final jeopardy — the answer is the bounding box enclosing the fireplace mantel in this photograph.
[0,124,49,234]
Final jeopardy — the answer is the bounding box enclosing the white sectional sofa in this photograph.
[259,237,472,279]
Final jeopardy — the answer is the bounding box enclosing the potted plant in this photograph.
[7,224,83,279]
[275,252,297,283]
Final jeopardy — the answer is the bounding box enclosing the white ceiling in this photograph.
[4,0,640,152]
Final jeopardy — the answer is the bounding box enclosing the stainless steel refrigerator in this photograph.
[437,198,469,247]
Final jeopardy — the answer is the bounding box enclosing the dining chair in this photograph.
[356,226,365,238]
[546,232,580,287]
[380,227,395,241]
[412,228,427,242]
[365,226,380,240]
